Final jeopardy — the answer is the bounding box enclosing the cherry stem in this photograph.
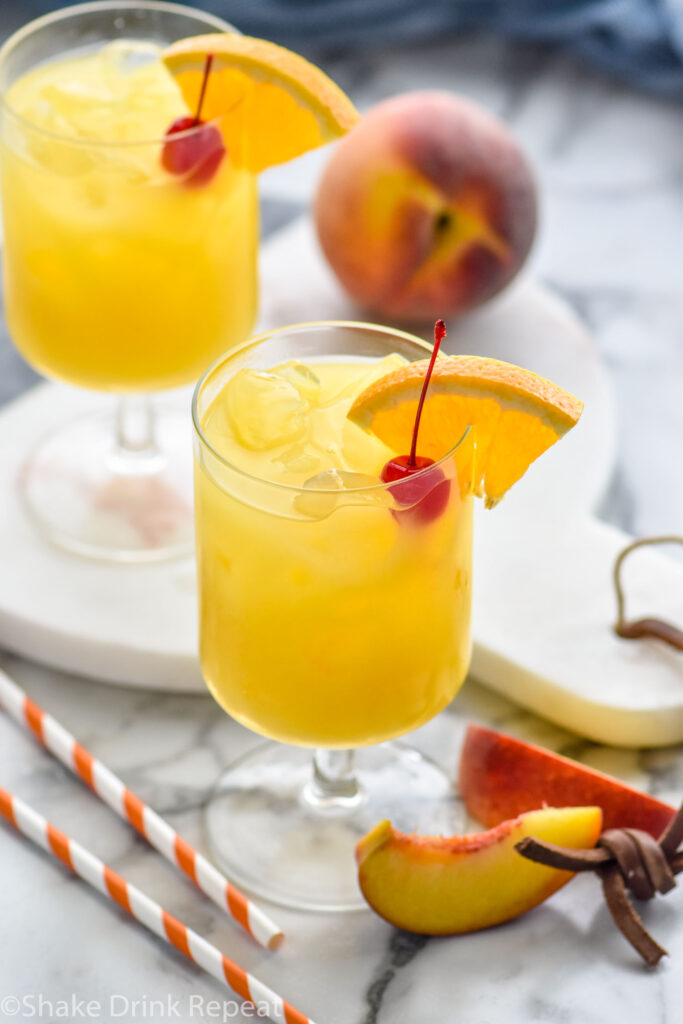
[408,319,447,467]
[193,53,214,126]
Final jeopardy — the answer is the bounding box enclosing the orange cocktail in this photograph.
[192,319,582,912]
[196,347,473,748]
[0,6,358,561]
[1,39,257,393]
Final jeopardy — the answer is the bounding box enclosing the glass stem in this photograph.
[311,749,360,803]
[114,395,160,468]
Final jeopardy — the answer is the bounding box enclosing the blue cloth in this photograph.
[14,0,683,99]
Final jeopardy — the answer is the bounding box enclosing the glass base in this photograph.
[19,405,194,562]
[204,741,463,912]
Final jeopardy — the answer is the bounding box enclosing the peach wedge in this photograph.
[459,724,676,838]
[355,806,602,934]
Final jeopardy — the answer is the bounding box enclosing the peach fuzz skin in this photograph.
[315,91,537,321]
[459,724,676,838]
[355,806,603,935]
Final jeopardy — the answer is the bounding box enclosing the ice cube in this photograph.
[337,471,384,488]
[294,468,344,518]
[276,443,322,476]
[329,353,408,402]
[341,417,395,475]
[26,129,96,176]
[12,40,183,151]
[225,369,307,450]
[100,40,161,77]
[272,361,321,404]
[294,469,381,518]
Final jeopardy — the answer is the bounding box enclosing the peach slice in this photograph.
[459,724,676,838]
[355,806,602,934]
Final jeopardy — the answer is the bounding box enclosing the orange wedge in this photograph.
[348,356,583,506]
[162,35,359,172]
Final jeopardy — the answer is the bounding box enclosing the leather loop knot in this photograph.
[516,801,683,966]
[598,828,676,901]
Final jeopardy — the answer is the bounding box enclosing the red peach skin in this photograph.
[459,724,676,838]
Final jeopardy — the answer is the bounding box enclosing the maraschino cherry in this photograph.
[161,53,225,187]
[381,319,450,524]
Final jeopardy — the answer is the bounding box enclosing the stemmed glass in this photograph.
[0,2,257,561]
[193,321,473,910]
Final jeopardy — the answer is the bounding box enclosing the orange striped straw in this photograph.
[0,668,283,950]
[0,788,314,1024]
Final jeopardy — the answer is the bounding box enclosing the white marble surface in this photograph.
[0,654,681,1024]
[0,32,682,1024]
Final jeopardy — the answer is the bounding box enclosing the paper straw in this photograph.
[0,788,314,1024]
[0,669,283,950]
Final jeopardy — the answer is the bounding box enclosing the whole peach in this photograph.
[315,91,537,321]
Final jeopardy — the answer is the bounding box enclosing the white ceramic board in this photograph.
[1,217,681,746]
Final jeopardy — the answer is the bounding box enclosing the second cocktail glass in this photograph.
[193,322,473,910]
[0,2,258,560]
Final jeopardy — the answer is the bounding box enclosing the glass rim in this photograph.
[192,319,471,497]
[0,0,238,149]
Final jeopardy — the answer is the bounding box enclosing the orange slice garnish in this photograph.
[348,355,583,506]
[162,35,359,172]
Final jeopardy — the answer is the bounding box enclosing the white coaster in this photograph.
[1,217,680,745]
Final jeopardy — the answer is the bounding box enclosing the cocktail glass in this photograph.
[0,2,257,561]
[193,322,473,911]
